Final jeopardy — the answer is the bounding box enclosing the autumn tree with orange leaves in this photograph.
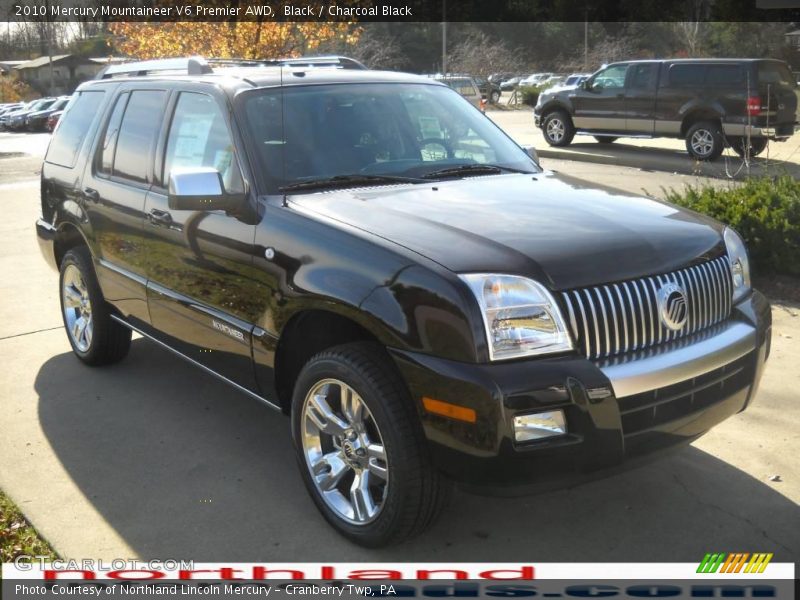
[109,21,361,61]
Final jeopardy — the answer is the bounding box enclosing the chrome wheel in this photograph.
[690,129,714,157]
[546,117,565,142]
[301,378,388,525]
[62,264,93,352]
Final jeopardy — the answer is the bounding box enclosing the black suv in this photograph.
[535,58,799,160]
[37,56,770,547]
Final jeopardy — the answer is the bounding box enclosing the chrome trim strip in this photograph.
[600,321,755,399]
[584,289,601,359]
[97,258,148,287]
[572,290,591,358]
[594,287,610,358]
[110,314,281,412]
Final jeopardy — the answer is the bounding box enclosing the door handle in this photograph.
[148,208,173,227]
[83,187,99,202]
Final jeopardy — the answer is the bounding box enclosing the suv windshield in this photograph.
[241,82,538,193]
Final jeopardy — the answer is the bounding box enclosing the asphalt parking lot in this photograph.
[1,129,798,562]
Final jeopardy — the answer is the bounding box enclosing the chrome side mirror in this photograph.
[167,167,243,211]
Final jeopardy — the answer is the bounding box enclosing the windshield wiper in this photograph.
[279,174,425,192]
[421,164,533,179]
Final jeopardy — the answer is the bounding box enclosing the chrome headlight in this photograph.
[723,227,751,303]
[459,274,573,361]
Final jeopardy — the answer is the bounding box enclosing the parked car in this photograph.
[25,96,71,132]
[37,55,770,547]
[0,101,33,129]
[535,58,800,160]
[519,73,553,87]
[500,76,522,90]
[3,97,57,131]
[540,75,566,88]
[473,76,502,103]
[46,110,64,132]
[564,73,590,87]
[433,75,485,110]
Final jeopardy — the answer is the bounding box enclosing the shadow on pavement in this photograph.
[539,141,800,180]
[35,339,800,561]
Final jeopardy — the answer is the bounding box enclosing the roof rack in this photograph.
[96,55,367,79]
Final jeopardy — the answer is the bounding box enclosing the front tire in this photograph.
[489,90,501,104]
[542,110,575,147]
[59,247,131,366]
[685,120,724,161]
[291,343,450,547]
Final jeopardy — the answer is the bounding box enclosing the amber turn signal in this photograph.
[422,397,477,423]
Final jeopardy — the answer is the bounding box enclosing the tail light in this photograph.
[480,98,487,113]
[746,96,761,117]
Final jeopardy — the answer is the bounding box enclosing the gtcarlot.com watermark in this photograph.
[13,557,195,573]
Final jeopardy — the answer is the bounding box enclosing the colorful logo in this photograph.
[697,553,773,574]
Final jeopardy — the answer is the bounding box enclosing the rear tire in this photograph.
[730,136,768,158]
[291,342,451,547]
[59,247,131,366]
[685,120,724,161]
[542,110,575,147]
[594,136,618,143]
[489,90,501,104]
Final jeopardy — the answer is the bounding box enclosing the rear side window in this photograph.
[668,64,706,86]
[443,79,478,96]
[112,90,167,184]
[45,90,105,168]
[707,65,745,86]
[759,62,796,86]
[628,64,658,90]
[97,92,129,176]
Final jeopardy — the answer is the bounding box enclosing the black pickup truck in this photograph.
[535,58,799,160]
[37,56,770,547]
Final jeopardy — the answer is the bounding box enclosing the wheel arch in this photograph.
[54,221,91,269]
[679,104,725,137]
[273,308,396,414]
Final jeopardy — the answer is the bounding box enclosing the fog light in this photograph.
[513,410,567,442]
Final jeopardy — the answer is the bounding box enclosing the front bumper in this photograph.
[390,291,770,491]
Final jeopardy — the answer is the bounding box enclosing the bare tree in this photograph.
[446,32,525,78]
[348,29,409,70]
[557,35,637,73]
[673,22,706,56]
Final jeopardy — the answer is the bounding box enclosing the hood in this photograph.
[288,171,725,291]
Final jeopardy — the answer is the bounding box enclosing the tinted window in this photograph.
[758,62,795,86]
[707,65,745,86]
[629,64,658,89]
[668,64,706,86]
[113,90,166,184]
[97,92,128,176]
[442,79,478,96]
[163,92,243,193]
[45,91,105,168]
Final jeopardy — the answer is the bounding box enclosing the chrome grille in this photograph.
[562,256,733,359]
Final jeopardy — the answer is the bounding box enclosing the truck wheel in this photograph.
[59,247,131,366]
[685,121,724,160]
[291,342,451,547]
[542,111,575,146]
[730,136,768,158]
[594,136,618,143]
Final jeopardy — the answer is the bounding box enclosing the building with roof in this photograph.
[13,54,111,95]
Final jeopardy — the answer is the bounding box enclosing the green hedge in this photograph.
[517,85,544,106]
[663,175,800,277]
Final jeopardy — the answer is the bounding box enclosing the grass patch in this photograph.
[0,489,58,562]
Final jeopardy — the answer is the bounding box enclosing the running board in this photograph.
[110,314,282,413]
[575,131,653,138]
